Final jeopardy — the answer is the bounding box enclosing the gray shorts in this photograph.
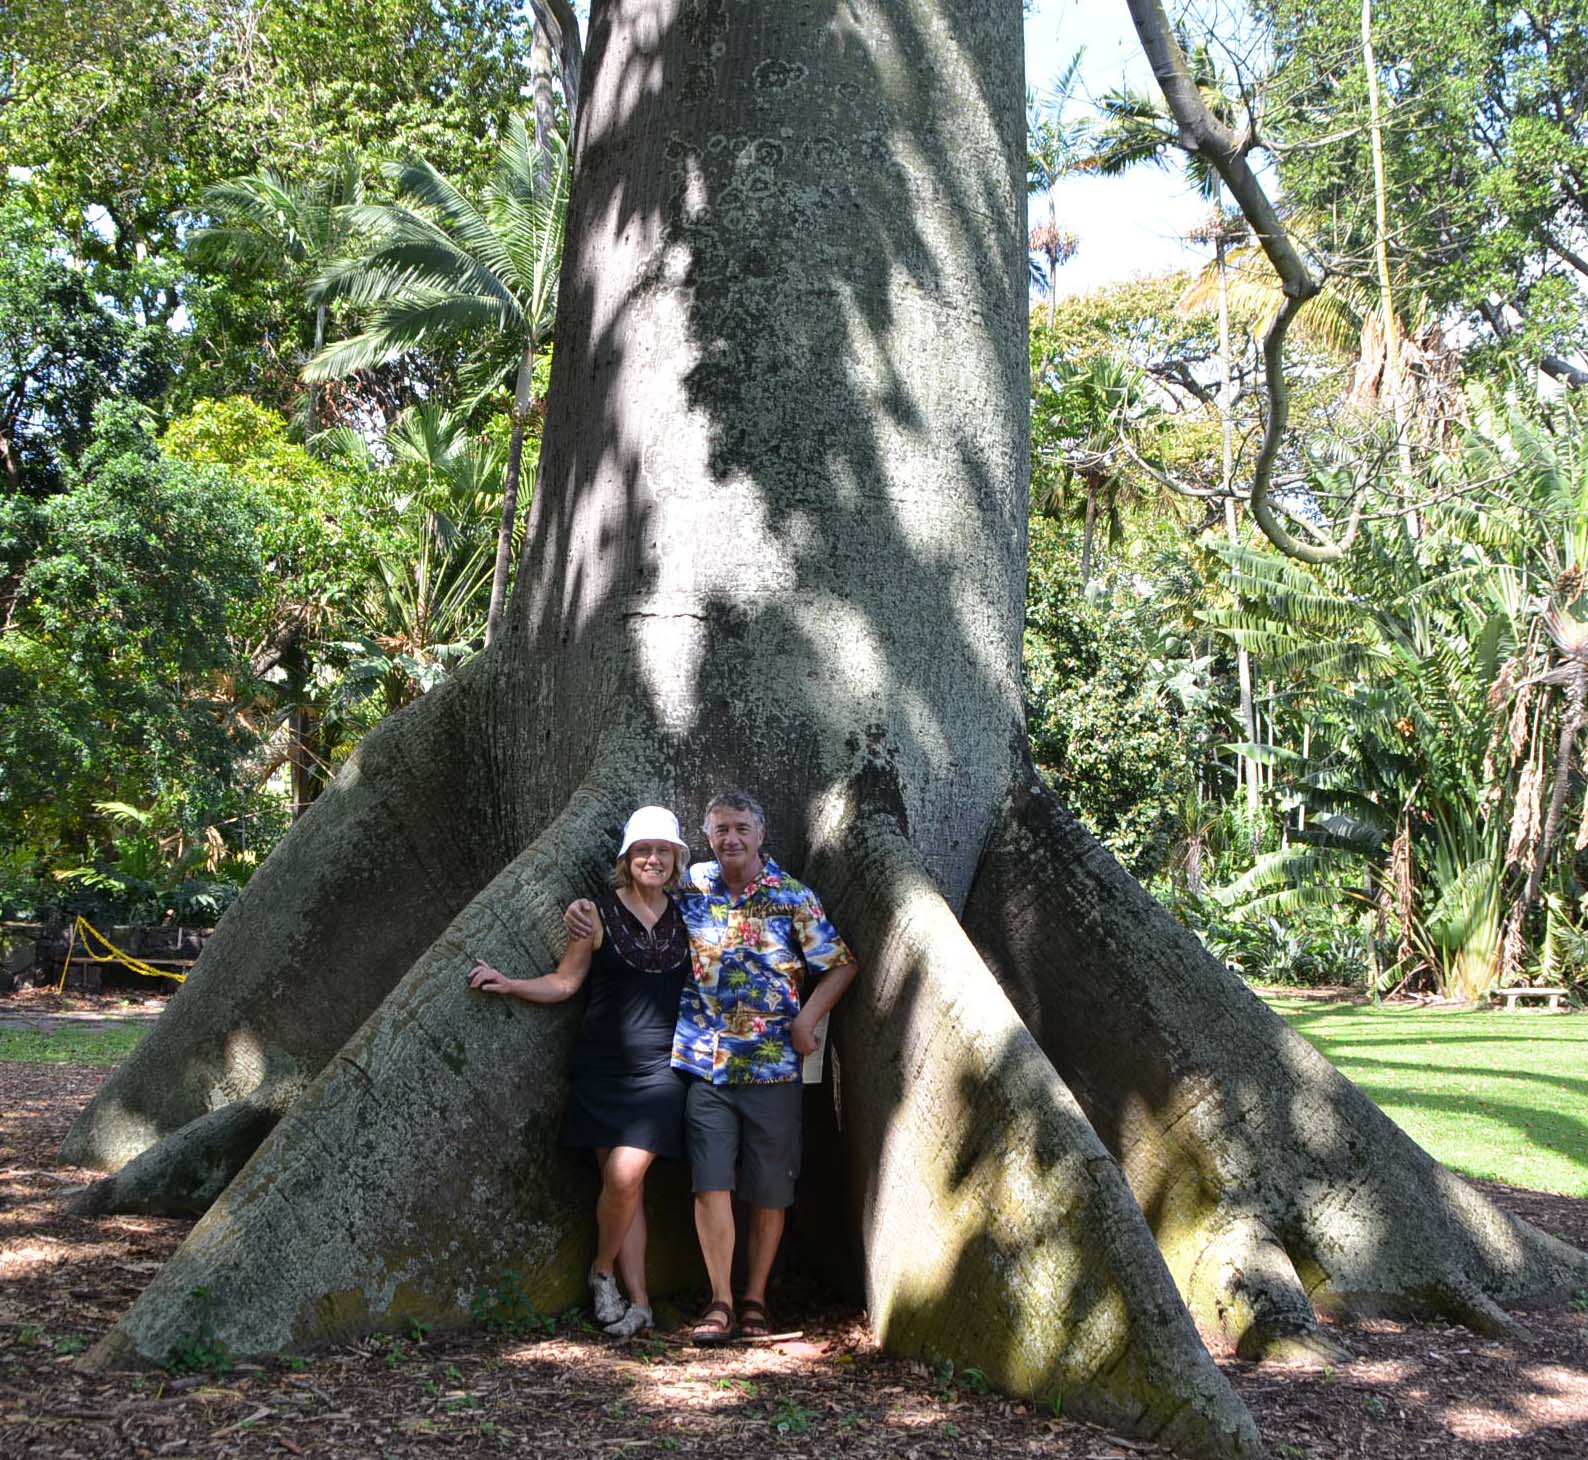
[685,1079,803,1209]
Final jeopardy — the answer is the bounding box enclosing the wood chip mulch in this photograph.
[3,1061,1586,1460]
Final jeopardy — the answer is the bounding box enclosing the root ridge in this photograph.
[962,771,1588,1359]
[810,799,1260,1460]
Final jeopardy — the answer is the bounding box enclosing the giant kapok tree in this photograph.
[63,4,1588,1457]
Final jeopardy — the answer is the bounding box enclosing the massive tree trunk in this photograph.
[66,5,1586,1457]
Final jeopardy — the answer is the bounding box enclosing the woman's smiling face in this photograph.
[625,840,676,888]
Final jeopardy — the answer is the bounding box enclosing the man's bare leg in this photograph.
[694,1189,736,1309]
[741,1204,785,1310]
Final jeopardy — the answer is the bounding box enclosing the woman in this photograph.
[468,805,693,1338]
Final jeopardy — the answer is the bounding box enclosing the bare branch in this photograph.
[527,0,583,120]
[1125,1,1343,561]
[1542,355,1588,389]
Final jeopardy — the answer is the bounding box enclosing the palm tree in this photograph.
[187,146,365,438]
[1082,31,1238,203]
[306,118,569,646]
[1026,50,1086,341]
[322,404,502,724]
[1033,356,1165,582]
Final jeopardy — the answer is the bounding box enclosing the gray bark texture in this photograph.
[963,776,1588,1359]
[67,6,1586,1458]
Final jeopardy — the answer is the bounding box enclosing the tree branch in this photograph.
[1542,355,1588,389]
[527,0,582,119]
[1124,1,1339,560]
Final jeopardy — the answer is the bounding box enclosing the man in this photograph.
[568,791,857,1343]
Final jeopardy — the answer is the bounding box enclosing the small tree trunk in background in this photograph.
[1216,227,1261,851]
[485,344,536,648]
[529,11,560,187]
[1362,0,1415,518]
[1081,478,1098,581]
[1524,664,1588,908]
[283,642,320,822]
[306,303,327,440]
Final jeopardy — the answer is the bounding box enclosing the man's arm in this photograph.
[789,961,856,1055]
[564,898,597,941]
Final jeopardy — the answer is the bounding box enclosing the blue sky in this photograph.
[1024,0,1210,296]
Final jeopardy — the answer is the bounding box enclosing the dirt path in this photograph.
[0,986,167,1036]
[3,1062,1587,1459]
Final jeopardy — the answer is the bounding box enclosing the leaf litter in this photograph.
[3,1061,1587,1459]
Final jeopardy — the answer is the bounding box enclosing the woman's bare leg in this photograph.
[617,1190,649,1307]
[594,1145,655,1302]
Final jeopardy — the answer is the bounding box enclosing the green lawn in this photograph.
[0,1022,149,1066]
[3,1003,1585,1199]
[1264,994,1588,1197]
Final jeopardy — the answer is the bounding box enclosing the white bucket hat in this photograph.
[618,805,690,860]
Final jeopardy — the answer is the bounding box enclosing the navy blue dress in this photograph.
[560,890,690,1159]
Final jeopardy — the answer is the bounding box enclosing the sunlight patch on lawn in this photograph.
[1263,995,1588,1198]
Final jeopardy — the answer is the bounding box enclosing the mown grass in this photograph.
[0,1023,148,1066]
[4,1001,1584,1198]
[1264,994,1588,1197]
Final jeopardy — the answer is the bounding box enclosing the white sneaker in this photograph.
[604,1303,653,1339]
[589,1269,625,1326]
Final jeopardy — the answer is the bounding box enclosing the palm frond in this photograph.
[304,295,514,380]
[382,154,517,287]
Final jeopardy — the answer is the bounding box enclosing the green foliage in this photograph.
[162,395,393,628]
[1200,390,1588,997]
[1024,518,1227,877]
[0,2,537,277]
[769,1398,817,1436]
[1186,902,1378,987]
[164,1287,232,1376]
[469,1268,557,1336]
[0,194,172,495]
[1259,0,1588,377]
[0,401,272,858]
[1032,273,1216,377]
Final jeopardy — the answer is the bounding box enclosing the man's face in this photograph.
[706,807,764,871]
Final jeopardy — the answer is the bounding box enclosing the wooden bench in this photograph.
[1490,986,1570,1012]
[58,956,194,992]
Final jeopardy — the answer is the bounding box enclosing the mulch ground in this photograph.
[3,1061,1587,1460]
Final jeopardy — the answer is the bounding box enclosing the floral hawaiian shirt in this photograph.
[671,857,855,1084]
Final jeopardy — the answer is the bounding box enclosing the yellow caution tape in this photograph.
[56,914,188,992]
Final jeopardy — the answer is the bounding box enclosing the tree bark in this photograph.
[963,775,1588,1359]
[70,7,1587,1456]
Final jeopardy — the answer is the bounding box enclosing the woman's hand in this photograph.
[468,961,517,996]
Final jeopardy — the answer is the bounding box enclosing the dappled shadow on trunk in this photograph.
[64,6,1586,1458]
[515,0,1032,881]
[962,773,1588,1360]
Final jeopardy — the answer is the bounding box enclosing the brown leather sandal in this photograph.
[735,1298,772,1340]
[690,1300,734,1345]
